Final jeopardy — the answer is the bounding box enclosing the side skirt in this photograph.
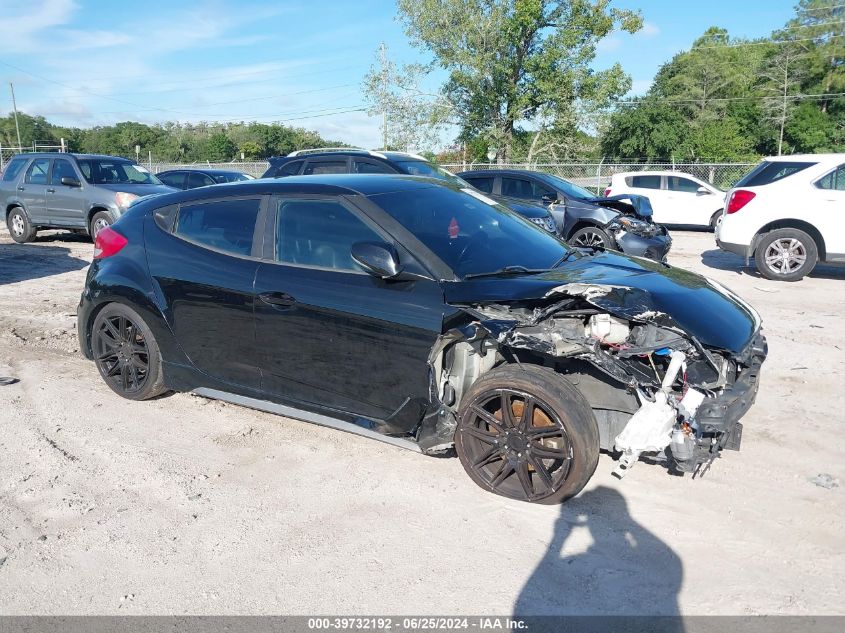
[192,387,422,454]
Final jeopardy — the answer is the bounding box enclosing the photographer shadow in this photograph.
[514,486,683,631]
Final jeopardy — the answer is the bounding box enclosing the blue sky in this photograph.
[0,0,799,149]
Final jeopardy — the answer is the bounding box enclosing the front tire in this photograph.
[6,207,37,243]
[709,210,722,231]
[92,303,166,400]
[455,364,599,504]
[569,226,615,251]
[754,228,818,282]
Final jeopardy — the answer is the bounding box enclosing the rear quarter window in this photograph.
[2,157,28,182]
[175,198,261,257]
[736,161,816,187]
[630,175,661,189]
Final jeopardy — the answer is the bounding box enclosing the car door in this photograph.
[144,195,266,389]
[811,164,845,257]
[626,175,667,222]
[47,157,86,226]
[253,194,445,432]
[19,158,51,223]
[665,175,717,226]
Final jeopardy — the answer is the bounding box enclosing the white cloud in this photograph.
[596,37,622,53]
[629,79,653,96]
[638,22,660,38]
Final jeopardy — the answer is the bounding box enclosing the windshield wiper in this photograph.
[551,250,581,268]
[463,265,550,280]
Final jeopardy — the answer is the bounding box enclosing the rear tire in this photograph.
[568,226,615,251]
[6,207,36,243]
[455,364,599,504]
[89,211,112,240]
[91,303,166,400]
[754,228,818,282]
[709,210,722,231]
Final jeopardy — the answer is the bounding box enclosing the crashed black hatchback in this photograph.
[77,175,766,504]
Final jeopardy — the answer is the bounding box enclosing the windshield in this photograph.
[369,185,571,278]
[212,172,253,183]
[77,159,162,185]
[539,173,596,201]
[394,160,471,187]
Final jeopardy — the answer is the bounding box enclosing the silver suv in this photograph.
[1,153,176,243]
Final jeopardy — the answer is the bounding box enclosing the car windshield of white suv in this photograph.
[735,161,816,187]
[78,160,163,185]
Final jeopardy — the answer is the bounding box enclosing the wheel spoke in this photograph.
[472,445,502,468]
[103,319,121,341]
[530,444,570,461]
[120,365,130,390]
[526,426,563,439]
[518,396,535,433]
[515,461,534,498]
[118,317,128,342]
[97,351,119,361]
[470,405,505,434]
[462,425,498,445]
[500,391,517,429]
[106,361,122,377]
[528,454,555,490]
[490,459,514,487]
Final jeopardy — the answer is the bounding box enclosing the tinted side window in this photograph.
[175,198,261,257]
[501,177,553,201]
[354,159,395,174]
[736,161,815,187]
[303,160,348,175]
[276,199,381,271]
[158,172,186,189]
[465,177,494,193]
[2,157,28,182]
[187,172,215,189]
[51,159,78,185]
[631,175,661,189]
[667,176,700,193]
[815,165,845,191]
[25,158,50,185]
[275,160,304,177]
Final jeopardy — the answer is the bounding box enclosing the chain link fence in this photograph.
[441,162,757,193]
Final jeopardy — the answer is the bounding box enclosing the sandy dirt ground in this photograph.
[0,228,843,616]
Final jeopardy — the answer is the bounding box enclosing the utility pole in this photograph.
[9,83,22,149]
[379,42,388,150]
[778,53,790,156]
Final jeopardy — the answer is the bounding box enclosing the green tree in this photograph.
[394,0,642,160]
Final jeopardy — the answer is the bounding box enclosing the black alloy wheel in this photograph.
[455,365,599,504]
[569,226,614,250]
[92,304,165,400]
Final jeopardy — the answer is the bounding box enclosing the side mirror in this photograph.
[61,177,81,187]
[351,241,403,279]
[696,186,711,195]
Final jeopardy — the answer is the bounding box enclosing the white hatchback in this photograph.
[716,154,845,281]
[605,170,724,229]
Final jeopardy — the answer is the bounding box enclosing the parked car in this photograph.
[1,153,176,242]
[459,169,672,261]
[716,154,845,281]
[605,170,724,230]
[157,168,255,190]
[78,174,766,504]
[262,148,559,233]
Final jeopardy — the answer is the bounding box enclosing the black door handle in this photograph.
[259,292,296,308]
[17,186,24,191]
[47,188,55,193]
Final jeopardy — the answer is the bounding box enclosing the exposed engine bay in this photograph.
[425,282,767,478]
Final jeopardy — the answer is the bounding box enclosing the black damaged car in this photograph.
[78,175,766,504]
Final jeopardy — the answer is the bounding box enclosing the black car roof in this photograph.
[142,174,452,206]
[158,168,248,175]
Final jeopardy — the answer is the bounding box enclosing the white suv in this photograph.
[605,170,724,229]
[716,154,845,281]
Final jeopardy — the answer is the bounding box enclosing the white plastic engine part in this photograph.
[679,387,706,419]
[612,351,687,479]
[586,313,629,345]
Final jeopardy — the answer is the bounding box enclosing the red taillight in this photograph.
[93,226,128,259]
[726,190,756,214]
[604,188,612,197]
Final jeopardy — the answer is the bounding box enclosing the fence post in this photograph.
[595,157,605,195]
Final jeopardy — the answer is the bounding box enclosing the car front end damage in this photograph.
[604,215,672,262]
[419,270,767,480]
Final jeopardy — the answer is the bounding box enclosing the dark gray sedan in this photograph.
[459,169,672,261]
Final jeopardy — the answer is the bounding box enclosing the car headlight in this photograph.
[529,216,557,232]
[115,192,139,209]
[610,216,656,237]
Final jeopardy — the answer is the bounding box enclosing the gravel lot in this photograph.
[0,228,843,616]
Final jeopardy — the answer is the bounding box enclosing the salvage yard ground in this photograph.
[0,229,843,615]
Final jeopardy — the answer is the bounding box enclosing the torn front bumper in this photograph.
[696,331,768,444]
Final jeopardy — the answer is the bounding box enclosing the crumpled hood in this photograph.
[443,250,759,353]
[96,183,178,196]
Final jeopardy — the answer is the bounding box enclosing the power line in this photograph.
[615,92,845,106]
[693,33,845,49]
